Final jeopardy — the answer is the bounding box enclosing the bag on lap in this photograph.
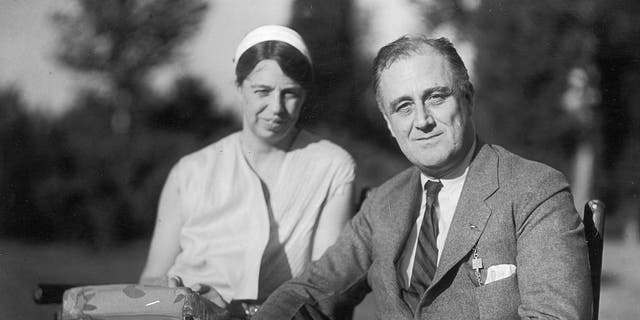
[60,284,229,320]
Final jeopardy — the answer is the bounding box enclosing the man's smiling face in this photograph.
[378,50,475,177]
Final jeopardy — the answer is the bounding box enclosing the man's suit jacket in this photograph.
[256,143,592,320]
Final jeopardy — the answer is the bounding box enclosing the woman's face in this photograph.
[239,59,307,145]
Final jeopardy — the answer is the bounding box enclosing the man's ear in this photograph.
[463,84,475,116]
[382,113,396,138]
[463,99,473,117]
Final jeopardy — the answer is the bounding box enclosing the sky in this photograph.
[0,0,293,117]
[0,0,78,115]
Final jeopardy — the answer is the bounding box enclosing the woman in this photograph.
[139,25,355,313]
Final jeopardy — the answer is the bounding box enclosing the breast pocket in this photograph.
[474,273,520,320]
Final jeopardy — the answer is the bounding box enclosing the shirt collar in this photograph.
[421,138,477,190]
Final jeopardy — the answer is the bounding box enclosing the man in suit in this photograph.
[254,36,592,319]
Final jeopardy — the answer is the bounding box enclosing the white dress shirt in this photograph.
[402,140,477,285]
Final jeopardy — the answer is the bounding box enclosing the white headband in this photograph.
[233,25,312,65]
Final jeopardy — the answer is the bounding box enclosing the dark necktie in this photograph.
[405,180,443,308]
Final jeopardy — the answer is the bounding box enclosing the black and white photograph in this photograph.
[1,0,638,319]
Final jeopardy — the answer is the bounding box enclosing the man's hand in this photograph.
[166,276,235,319]
[167,276,229,309]
[167,276,183,288]
[191,283,228,309]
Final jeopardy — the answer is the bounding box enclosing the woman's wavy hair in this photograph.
[235,40,314,92]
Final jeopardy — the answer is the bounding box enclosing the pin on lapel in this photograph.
[472,246,484,286]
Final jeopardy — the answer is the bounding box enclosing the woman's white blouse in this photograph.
[163,130,355,302]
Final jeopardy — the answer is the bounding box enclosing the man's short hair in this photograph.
[372,36,474,107]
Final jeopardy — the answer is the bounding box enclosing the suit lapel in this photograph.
[429,143,500,288]
[384,167,422,316]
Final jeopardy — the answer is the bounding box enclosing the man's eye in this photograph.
[254,89,269,97]
[426,93,448,104]
[394,102,413,113]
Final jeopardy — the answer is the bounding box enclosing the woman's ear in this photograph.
[235,82,244,102]
[299,89,309,107]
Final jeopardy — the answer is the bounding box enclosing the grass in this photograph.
[0,240,148,320]
[599,237,640,319]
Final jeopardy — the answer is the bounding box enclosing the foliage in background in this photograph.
[0,79,238,247]
[0,0,240,247]
[592,0,640,214]
[52,0,208,133]
[472,0,598,172]
[0,89,54,239]
[289,0,355,126]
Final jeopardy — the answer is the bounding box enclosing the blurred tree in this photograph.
[466,0,598,171]
[0,88,54,240]
[290,0,401,151]
[33,78,238,247]
[52,0,208,133]
[290,0,355,126]
[20,0,242,247]
[148,76,237,138]
[592,0,640,231]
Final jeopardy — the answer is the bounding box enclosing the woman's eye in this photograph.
[284,92,300,100]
